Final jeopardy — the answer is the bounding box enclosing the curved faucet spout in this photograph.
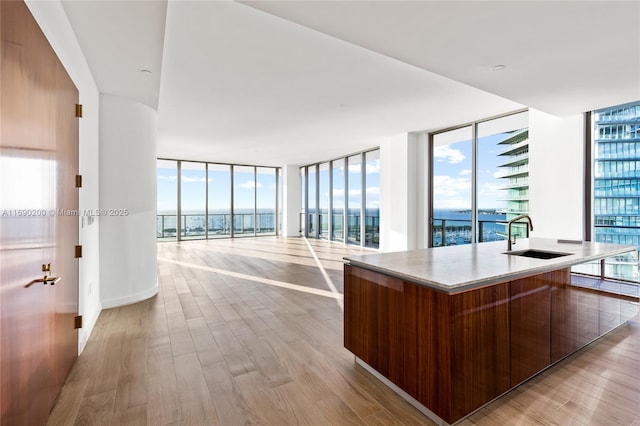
[507,214,533,251]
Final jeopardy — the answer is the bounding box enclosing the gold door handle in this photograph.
[25,275,61,288]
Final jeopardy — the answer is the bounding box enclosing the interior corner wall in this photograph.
[26,0,102,353]
[380,133,425,252]
[282,165,301,237]
[528,109,585,240]
[99,94,158,308]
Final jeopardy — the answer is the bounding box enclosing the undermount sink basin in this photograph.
[503,249,572,259]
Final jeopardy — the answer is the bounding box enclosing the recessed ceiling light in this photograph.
[491,65,506,72]
[140,69,152,74]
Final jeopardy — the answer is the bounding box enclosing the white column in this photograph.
[528,109,585,240]
[99,94,158,308]
[281,165,301,237]
[379,133,427,252]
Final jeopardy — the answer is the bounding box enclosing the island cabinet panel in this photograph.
[449,283,510,421]
[550,269,579,363]
[509,274,552,386]
[403,282,452,420]
[598,291,622,335]
[345,265,511,424]
[343,265,405,386]
[575,288,600,346]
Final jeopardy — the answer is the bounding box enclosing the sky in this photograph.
[158,157,380,215]
[157,163,278,213]
[433,130,522,212]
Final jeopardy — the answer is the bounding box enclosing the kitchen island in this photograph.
[343,238,639,425]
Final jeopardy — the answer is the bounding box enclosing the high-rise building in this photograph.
[498,128,530,238]
[590,101,640,281]
[593,101,640,246]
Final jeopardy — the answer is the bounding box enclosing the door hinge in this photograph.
[75,175,82,188]
[74,315,83,329]
[75,104,83,118]
[75,245,83,258]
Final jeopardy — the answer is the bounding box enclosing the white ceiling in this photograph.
[60,1,640,166]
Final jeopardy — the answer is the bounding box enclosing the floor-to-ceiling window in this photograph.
[208,163,231,238]
[574,101,640,282]
[300,167,306,233]
[181,161,206,240]
[256,167,276,235]
[331,158,345,241]
[157,159,280,241]
[318,162,330,239]
[429,109,529,247]
[233,165,256,237]
[300,148,379,248]
[157,160,178,241]
[431,126,473,246]
[307,165,317,238]
[347,154,362,246]
[364,150,380,248]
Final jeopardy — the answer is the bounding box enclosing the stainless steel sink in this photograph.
[503,249,572,259]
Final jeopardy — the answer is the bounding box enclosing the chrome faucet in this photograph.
[507,214,534,251]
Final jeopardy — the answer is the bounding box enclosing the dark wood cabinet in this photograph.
[345,265,510,423]
[344,264,638,425]
[509,274,552,385]
[550,269,580,362]
[449,283,510,421]
[343,265,404,386]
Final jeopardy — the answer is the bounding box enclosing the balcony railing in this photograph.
[157,213,276,240]
[431,218,530,247]
[306,212,379,247]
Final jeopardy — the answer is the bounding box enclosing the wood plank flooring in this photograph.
[48,237,640,425]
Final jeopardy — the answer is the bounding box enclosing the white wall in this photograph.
[281,165,301,237]
[380,133,427,252]
[528,109,585,240]
[26,0,102,353]
[99,94,158,308]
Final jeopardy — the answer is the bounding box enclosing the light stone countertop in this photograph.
[344,238,637,293]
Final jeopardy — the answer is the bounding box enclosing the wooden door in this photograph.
[0,1,80,425]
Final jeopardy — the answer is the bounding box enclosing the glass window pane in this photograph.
[207,164,231,238]
[319,162,330,239]
[307,166,316,237]
[331,159,345,241]
[181,162,206,240]
[347,155,362,245]
[233,165,255,236]
[300,167,306,233]
[365,150,380,248]
[277,168,282,235]
[256,167,276,235]
[477,111,529,243]
[589,100,640,282]
[157,159,177,241]
[432,126,472,246]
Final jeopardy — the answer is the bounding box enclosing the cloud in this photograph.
[366,186,380,197]
[492,170,507,179]
[181,176,211,183]
[433,145,465,164]
[459,169,472,176]
[238,180,262,189]
[157,175,177,181]
[365,161,380,174]
[432,175,471,197]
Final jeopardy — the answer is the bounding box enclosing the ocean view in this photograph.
[432,209,507,246]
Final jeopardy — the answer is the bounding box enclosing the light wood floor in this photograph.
[48,237,640,426]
